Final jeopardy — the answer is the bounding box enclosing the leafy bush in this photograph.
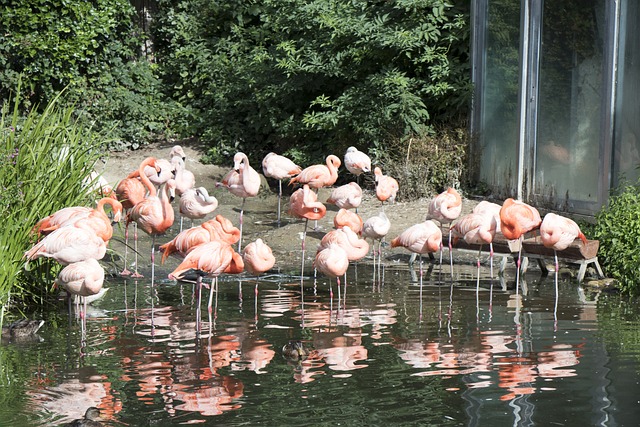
[1,0,180,149]
[591,181,640,294]
[152,0,472,165]
[0,91,103,317]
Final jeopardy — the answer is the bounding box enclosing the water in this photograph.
[1,251,639,426]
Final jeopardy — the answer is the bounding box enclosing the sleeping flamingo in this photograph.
[262,152,301,225]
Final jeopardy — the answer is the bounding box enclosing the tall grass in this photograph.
[0,91,104,318]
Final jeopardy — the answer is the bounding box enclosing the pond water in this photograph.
[1,249,639,426]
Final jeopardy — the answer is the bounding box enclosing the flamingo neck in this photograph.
[138,160,157,197]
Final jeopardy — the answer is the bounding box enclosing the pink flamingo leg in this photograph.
[131,223,144,278]
[120,222,131,276]
[238,198,245,252]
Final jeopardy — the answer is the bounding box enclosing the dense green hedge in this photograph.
[0,0,180,149]
[152,0,472,164]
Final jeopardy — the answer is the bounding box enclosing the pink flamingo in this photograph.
[472,200,502,277]
[426,187,462,276]
[179,186,218,228]
[451,212,498,291]
[373,167,399,207]
[344,146,371,184]
[33,197,123,243]
[326,182,362,211]
[25,226,107,265]
[313,243,349,309]
[115,157,161,276]
[160,215,240,263]
[169,240,244,334]
[242,238,276,321]
[540,212,587,321]
[55,258,105,333]
[499,198,542,294]
[289,154,341,189]
[362,210,391,278]
[288,184,326,279]
[217,152,261,252]
[127,178,176,285]
[333,208,363,235]
[262,152,302,225]
[391,220,442,318]
[170,145,186,161]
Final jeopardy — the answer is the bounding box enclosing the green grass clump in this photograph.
[0,91,104,319]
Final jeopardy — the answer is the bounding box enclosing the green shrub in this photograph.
[152,0,472,164]
[592,181,640,295]
[1,0,180,149]
[0,90,103,317]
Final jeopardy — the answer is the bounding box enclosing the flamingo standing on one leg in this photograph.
[373,167,399,208]
[450,212,497,293]
[326,182,362,212]
[289,184,327,279]
[179,187,218,228]
[217,152,261,252]
[290,154,341,190]
[362,210,391,285]
[426,187,462,277]
[539,212,587,327]
[472,201,503,278]
[499,198,542,295]
[313,243,349,313]
[127,178,176,286]
[343,146,371,185]
[54,258,105,336]
[115,157,161,277]
[262,152,301,226]
[168,240,244,334]
[242,238,276,323]
[391,220,442,321]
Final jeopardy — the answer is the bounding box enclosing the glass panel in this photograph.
[534,0,605,203]
[613,0,640,185]
[478,0,521,195]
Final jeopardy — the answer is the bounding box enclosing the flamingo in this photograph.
[33,197,123,243]
[159,215,240,263]
[539,212,587,322]
[333,208,363,235]
[169,240,244,334]
[499,198,542,294]
[362,210,391,278]
[54,258,105,333]
[344,146,371,184]
[242,238,276,321]
[288,184,326,279]
[115,157,161,276]
[83,170,115,201]
[25,227,107,265]
[373,167,399,207]
[127,178,176,285]
[451,212,497,291]
[172,155,196,196]
[313,243,349,306]
[391,220,443,319]
[262,152,302,225]
[170,145,186,161]
[426,187,462,276]
[472,200,503,277]
[216,152,261,252]
[326,182,362,211]
[289,154,341,189]
[179,186,218,229]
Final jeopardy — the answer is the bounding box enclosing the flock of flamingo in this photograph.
[23,144,588,335]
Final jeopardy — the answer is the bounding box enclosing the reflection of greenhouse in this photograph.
[471,0,640,215]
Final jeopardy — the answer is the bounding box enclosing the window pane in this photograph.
[478,0,521,195]
[534,0,605,203]
[613,0,640,185]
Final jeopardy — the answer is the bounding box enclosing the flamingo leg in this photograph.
[277,179,282,226]
[489,242,494,279]
[419,254,423,322]
[131,223,143,278]
[196,275,202,336]
[554,249,559,331]
[515,238,522,296]
[150,234,156,287]
[120,221,131,276]
[448,228,454,278]
[254,281,259,325]
[238,198,245,252]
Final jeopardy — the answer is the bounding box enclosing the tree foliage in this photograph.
[152,0,471,164]
[0,0,180,149]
